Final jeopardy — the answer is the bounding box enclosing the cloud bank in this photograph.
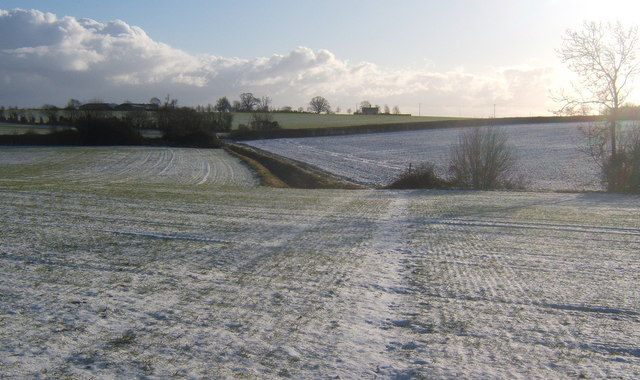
[0,9,556,116]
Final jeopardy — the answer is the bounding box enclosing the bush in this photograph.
[581,122,640,193]
[387,163,449,189]
[449,127,521,190]
[250,113,280,131]
[603,138,640,193]
[155,107,223,147]
[162,130,221,148]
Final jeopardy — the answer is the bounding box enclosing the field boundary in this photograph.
[228,115,602,140]
[225,143,364,189]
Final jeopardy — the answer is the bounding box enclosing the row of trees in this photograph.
[1,93,402,127]
[307,97,401,115]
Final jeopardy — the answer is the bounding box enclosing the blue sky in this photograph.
[1,0,639,116]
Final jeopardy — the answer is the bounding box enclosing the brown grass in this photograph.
[225,144,364,189]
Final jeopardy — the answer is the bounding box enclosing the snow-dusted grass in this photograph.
[245,122,603,191]
[230,112,459,129]
[0,123,74,135]
[0,146,258,189]
[1,147,639,378]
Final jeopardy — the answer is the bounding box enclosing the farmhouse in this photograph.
[361,106,379,115]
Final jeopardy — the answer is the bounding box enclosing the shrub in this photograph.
[603,134,640,193]
[250,113,280,131]
[581,122,640,193]
[387,163,449,189]
[162,129,221,148]
[604,151,640,193]
[449,127,520,190]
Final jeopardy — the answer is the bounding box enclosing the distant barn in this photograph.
[361,106,379,115]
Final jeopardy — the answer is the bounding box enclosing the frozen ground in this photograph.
[1,147,639,379]
[0,146,258,187]
[245,122,603,191]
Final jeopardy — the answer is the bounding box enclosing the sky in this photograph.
[1,0,640,117]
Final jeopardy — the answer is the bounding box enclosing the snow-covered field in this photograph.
[245,122,604,191]
[1,147,639,378]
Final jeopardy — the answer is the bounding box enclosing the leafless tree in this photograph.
[163,94,178,108]
[556,21,640,159]
[309,96,331,114]
[41,104,59,124]
[392,105,401,115]
[239,93,259,112]
[256,96,271,112]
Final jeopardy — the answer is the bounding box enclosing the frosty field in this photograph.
[1,147,639,378]
[245,122,603,191]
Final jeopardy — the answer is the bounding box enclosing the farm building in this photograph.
[361,106,379,115]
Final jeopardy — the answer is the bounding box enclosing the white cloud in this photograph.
[0,8,556,116]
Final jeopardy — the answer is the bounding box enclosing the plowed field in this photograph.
[1,147,638,378]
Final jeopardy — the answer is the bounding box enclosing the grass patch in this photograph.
[225,144,364,189]
[225,146,288,188]
[230,113,460,130]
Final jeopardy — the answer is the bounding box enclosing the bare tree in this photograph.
[392,105,400,115]
[309,96,331,114]
[163,94,178,108]
[383,104,391,114]
[64,99,81,123]
[239,93,259,112]
[256,96,271,112]
[41,104,59,125]
[556,21,640,159]
[359,100,371,113]
[449,127,520,190]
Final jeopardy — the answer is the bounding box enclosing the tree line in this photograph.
[0,93,402,128]
[0,92,405,147]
